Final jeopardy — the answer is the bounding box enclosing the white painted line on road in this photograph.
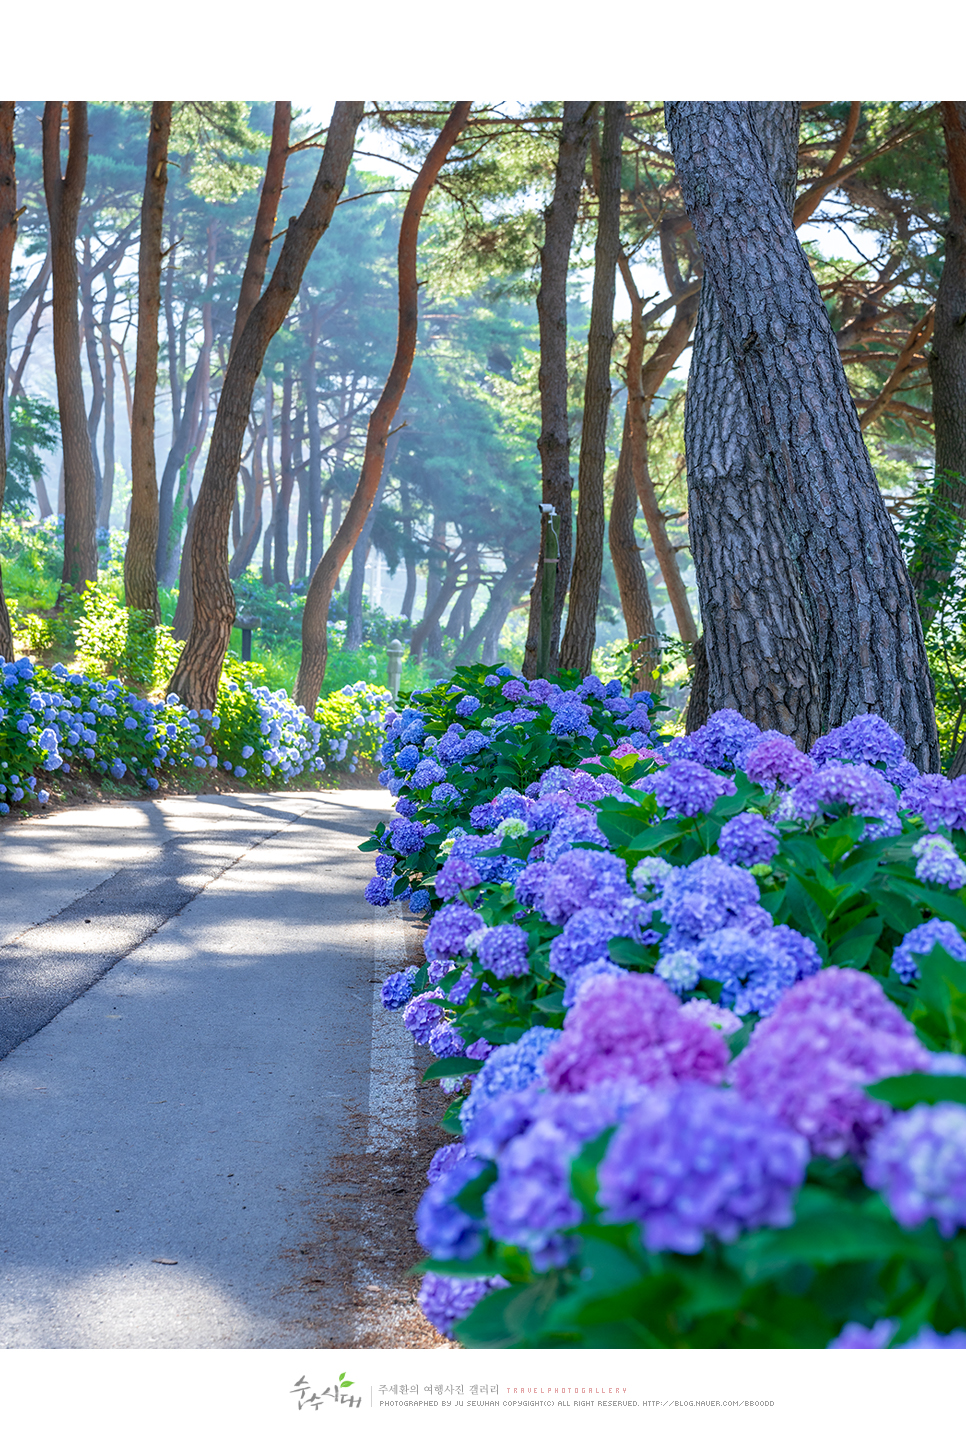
[366,904,417,1154]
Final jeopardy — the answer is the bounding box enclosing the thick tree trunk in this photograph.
[43,101,98,595]
[910,102,966,630]
[0,100,16,661]
[294,102,472,712]
[523,101,595,677]
[125,101,171,621]
[666,101,939,770]
[560,102,625,677]
[609,408,660,687]
[167,102,362,710]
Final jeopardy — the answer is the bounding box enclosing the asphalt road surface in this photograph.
[0,789,438,1349]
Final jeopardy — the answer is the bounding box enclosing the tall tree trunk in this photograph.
[420,512,447,661]
[344,432,397,649]
[609,408,660,687]
[523,101,596,676]
[79,240,104,513]
[294,102,472,711]
[0,100,16,661]
[98,268,116,530]
[125,101,171,620]
[559,102,625,676]
[43,101,98,594]
[666,100,939,770]
[618,259,700,648]
[910,102,966,630]
[293,402,309,582]
[409,551,464,663]
[400,480,417,619]
[4,249,50,449]
[305,305,325,574]
[229,102,292,360]
[446,541,480,649]
[273,362,294,588]
[457,551,535,666]
[167,102,363,709]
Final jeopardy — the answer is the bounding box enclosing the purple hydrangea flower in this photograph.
[535,765,575,795]
[893,919,966,985]
[717,813,780,867]
[543,972,729,1093]
[788,762,900,837]
[501,679,528,702]
[513,862,552,909]
[900,775,966,832]
[418,1272,509,1339]
[394,796,418,819]
[427,1143,470,1183]
[899,1325,966,1348]
[431,782,463,807]
[389,818,428,855]
[650,760,737,818]
[380,967,418,1010]
[477,923,531,979]
[548,906,634,981]
[527,791,580,836]
[429,1022,468,1058]
[539,849,631,925]
[459,1027,562,1132]
[545,808,609,861]
[810,714,906,771]
[365,875,396,907]
[598,1081,808,1252]
[732,969,930,1158]
[665,710,762,772]
[864,1101,966,1237]
[827,1320,898,1349]
[744,732,814,791]
[563,958,631,1008]
[465,1037,494,1060]
[455,695,481,717]
[912,835,966,891]
[403,989,445,1045]
[435,857,482,899]
[410,758,448,790]
[656,856,761,945]
[424,902,485,960]
[426,958,456,984]
[549,705,594,738]
[679,998,742,1036]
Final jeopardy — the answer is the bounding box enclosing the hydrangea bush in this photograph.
[0,654,323,809]
[315,680,393,773]
[364,676,966,1349]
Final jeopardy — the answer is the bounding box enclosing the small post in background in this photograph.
[387,638,404,701]
[234,616,261,663]
[537,503,559,679]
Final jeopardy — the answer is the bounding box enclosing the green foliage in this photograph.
[74,583,180,690]
[3,396,60,515]
[315,680,393,771]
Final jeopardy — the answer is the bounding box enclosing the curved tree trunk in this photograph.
[167,102,363,710]
[125,101,172,621]
[609,408,660,687]
[43,101,98,595]
[560,102,625,676]
[294,102,472,711]
[666,100,939,769]
[910,102,966,629]
[0,100,16,661]
[523,101,595,677]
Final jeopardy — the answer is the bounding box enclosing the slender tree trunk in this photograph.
[156,251,182,575]
[124,101,171,620]
[98,269,116,530]
[609,408,660,687]
[420,512,447,660]
[666,100,939,769]
[409,552,464,663]
[167,102,363,709]
[560,102,625,676]
[0,100,16,661]
[294,102,472,711]
[910,102,966,630]
[273,363,295,588]
[229,103,292,360]
[344,432,397,649]
[229,464,264,579]
[523,101,596,677]
[292,402,309,582]
[43,101,98,594]
[4,250,50,449]
[458,552,535,666]
[79,241,104,513]
[446,541,479,648]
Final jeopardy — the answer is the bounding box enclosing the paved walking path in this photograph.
[0,789,431,1349]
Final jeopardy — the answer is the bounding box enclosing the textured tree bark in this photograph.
[167,102,363,709]
[522,101,595,677]
[0,100,16,661]
[229,103,291,360]
[124,102,171,622]
[294,102,472,711]
[910,102,966,631]
[43,102,99,595]
[560,102,625,677]
[666,101,939,769]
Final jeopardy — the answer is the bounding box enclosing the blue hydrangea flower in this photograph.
[408,888,431,914]
[717,813,780,867]
[381,967,418,1010]
[476,923,530,979]
[403,989,445,1045]
[664,710,762,771]
[417,1272,508,1339]
[455,695,481,717]
[810,714,906,771]
[865,1101,966,1237]
[424,902,485,960]
[415,1154,489,1260]
[365,875,396,907]
[893,919,966,985]
[651,760,737,818]
[460,1027,562,1132]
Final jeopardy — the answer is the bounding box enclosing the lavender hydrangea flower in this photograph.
[912,834,966,891]
[424,902,485,960]
[562,958,630,1008]
[809,714,906,771]
[788,762,900,837]
[548,905,635,981]
[403,989,445,1045]
[900,775,966,832]
[597,1081,808,1253]
[514,861,552,909]
[465,1037,494,1061]
[864,1101,966,1237]
[501,679,529,702]
[528,792,580,835]
[650,760,737,818]
[893,919,966,985]
[426,958,457,984]
[427,1143,469,1183]
[459,1026,561,1132]
[744,732,814,791]
[665,710,762,772]
[731,969,930,1158]
[410,758,448,790]
[543,973,729,1093]
[545,808,610,861]
[435,857,482,899]
[899,1325,966,1348]
[539,849,630,925]
[429,1022,468,1058]
[679,998,742,1036]
[381,966,418,1010]
[717,813,780,867]
[827,1320,898,1349]
[476,923,531,979]
[417,1272,509,1339]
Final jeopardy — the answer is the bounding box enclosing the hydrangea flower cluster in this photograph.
[864,1101,966,1236]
